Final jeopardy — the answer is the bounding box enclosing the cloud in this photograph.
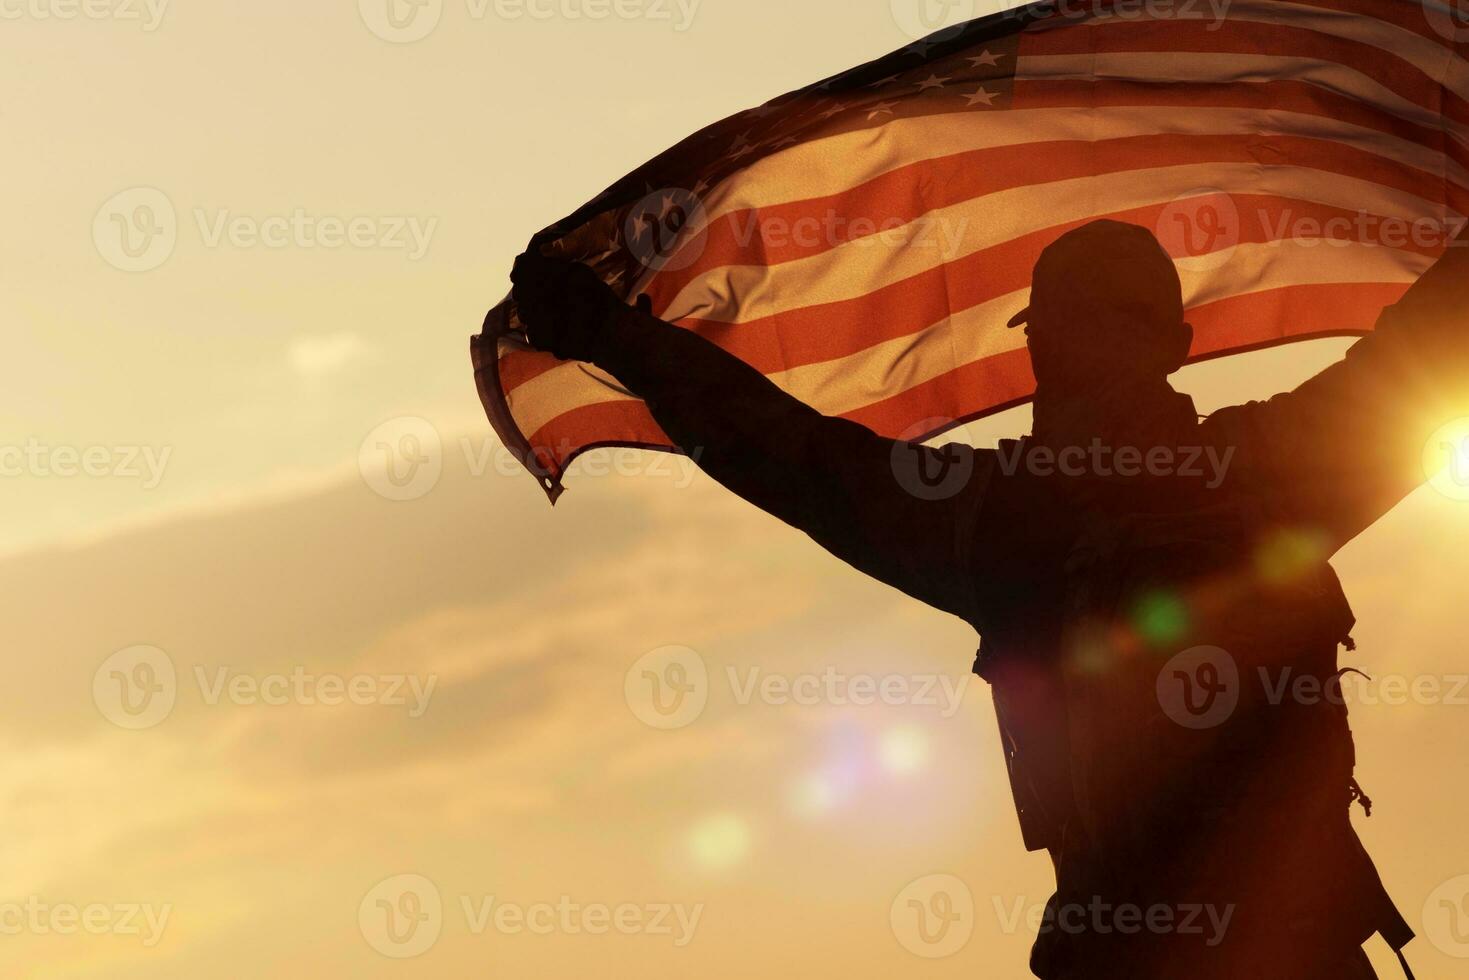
[6,419,1468,979]
[0,443,973,903]
[287,332,369,378]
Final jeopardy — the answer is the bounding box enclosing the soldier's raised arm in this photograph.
[511,252,993,625]
[1205,222,1469,549]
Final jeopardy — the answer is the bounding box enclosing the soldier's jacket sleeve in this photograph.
[588,307,994,625]
[1204,234,1469,550]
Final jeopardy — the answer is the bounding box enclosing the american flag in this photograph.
[473,0,1469,503]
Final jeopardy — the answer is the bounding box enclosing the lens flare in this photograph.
[789,771,839,817]
[1254,526,1329,585]
[879,725,929,775]
[1131,591,1189,647]
[687,812,751,871]
[1422,417,1469,501]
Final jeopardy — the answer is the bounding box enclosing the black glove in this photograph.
[510,251,624,363]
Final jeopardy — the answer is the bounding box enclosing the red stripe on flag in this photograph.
[1021,18,1469,125]
[1246,0,1469,46]
[662,196,1439,372]
[1012,78,1466,165]
[838,281,1404,438]
[520,281,1409,481]
[525,400,670,476]
[503,188,1442,401]
[641,131,1461,306]
[500,347,563,394]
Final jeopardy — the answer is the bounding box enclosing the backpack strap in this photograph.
[1357,844,1416,979]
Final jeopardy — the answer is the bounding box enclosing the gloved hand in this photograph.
[510,251,625,363]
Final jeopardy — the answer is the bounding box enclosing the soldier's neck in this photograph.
[1031,381,1196,450]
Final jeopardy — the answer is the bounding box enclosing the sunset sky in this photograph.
[3,0,1468,976]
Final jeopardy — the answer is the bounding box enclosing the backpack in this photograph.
[974,468,1416,976]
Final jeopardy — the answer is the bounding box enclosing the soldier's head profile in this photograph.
[1010,220,1194,398]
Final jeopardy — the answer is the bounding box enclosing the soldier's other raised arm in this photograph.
[1206,222,1469,549]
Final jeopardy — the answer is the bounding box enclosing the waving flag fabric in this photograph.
[474,0,1469,503]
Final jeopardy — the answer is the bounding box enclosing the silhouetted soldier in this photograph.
[510,218,1467,978]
